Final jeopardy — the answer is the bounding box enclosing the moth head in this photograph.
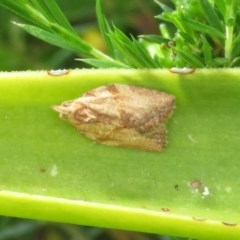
[52,100,73,120]
[53,100,98,125]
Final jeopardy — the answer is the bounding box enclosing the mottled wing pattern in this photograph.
[53,84,175,152]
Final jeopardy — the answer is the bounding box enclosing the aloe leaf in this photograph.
[0,69,240,239]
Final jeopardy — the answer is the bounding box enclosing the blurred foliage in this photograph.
[1,0,240,69]
[0,0,159,71]
[0,216,187,240]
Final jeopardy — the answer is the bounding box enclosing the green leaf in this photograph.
[36,0,74,31]
[175,48,205,67]
[96,0,115,57]
[1,69,240,239]
[139,35,170,44]
[199,0,223,31]
[14,22,92,54]
[77,58,128,68]
[154,0,173,12]
[201,36,213,66]
[232,33,240,57]
[108,27,159,68]
[0,1,47,30]
[177,32,196,45]
[180,17,225,40]
[214,0,226,17]
[0,0,116,68]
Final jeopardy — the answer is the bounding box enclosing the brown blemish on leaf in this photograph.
[169,67,195,74]
[40,168,46,173]
[161,207,170,212]
[190,179,202,190]
[168,41,175,47]
[53,84,175,152]
[47,69,70,76]
[109,196,116,201]
[222,221,237,227]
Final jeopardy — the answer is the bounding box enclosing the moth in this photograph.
[53,84,175,152]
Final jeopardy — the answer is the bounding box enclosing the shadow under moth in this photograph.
[53,84,175,152]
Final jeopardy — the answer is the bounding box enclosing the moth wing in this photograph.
[90,125,167,152]
[76,123,117,141]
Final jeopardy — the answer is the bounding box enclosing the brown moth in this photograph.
[53,84,175,152]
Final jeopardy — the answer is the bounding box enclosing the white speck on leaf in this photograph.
[202,186,210,198]
[187,134,197,143]
[47,69,69,76]
[169,67,195,74]
[50,164,58,177]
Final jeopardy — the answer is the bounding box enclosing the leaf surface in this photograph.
[0,69,240,239]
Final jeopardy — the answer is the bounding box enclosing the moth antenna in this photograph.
[52,105,62,113]
[52,105,70,119]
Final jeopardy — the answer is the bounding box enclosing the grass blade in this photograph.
[180,17,225,40]
[175,48,205,67]
[201,35,213,66]
[15,23,92,54]
[199,0,223,31]
[79,59,128,68]
[96,0,115,57]
[30,0,75,31]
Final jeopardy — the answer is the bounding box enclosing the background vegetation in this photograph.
[0,0,159,71]
[0,1,182,239]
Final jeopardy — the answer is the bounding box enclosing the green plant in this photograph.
[1,0,240,68]
[1,1,240,240]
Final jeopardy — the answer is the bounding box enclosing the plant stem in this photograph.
[90,48,129,68]
[224,2,234,66]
